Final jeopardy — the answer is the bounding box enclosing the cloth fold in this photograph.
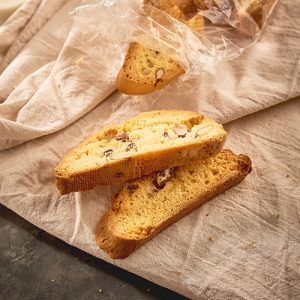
[0,0,69,73]
[0,1,300,299]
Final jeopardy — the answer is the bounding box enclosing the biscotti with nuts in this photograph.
[54,110,226,194]
[116,43,185,95]
[116,0,204,95]
[95,149,252,259]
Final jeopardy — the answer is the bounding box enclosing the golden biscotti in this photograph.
[95,149,252,259]
[116,0,204,95]
[54,110,227,194]
[116,43,185,95]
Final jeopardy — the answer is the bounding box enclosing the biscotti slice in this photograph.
[144,0,186,21]
[95,149,252,259]
[177,0,198,15]
[116,0,204,95]
[239,0,276,28]
[193,0,210,11]
[55,110,226,194]
[116,43,185,95]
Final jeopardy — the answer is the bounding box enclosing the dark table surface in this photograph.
[0,204,188,300]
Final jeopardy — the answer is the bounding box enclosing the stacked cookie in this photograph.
[55,111,252,258]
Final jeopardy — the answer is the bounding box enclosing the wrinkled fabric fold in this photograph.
[0,0,42,66]
[0,0,70,73]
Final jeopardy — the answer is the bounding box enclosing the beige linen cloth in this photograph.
[0,1,299,299]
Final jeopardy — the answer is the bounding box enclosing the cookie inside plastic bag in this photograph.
[70,0,277,90]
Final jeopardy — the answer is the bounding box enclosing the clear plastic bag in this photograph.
[70,0,277,82]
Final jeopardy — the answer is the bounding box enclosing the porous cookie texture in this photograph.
[96,149,252,259]
[116,0,204,95]
[54,110,227,194]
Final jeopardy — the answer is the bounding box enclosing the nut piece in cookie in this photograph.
[156,68,165,79]
[152,168,176,190]
[116,132,129,142]
[126,142,138,152]
[102,149,113,158]
[174,124,188,137]
[195,125,213,138]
